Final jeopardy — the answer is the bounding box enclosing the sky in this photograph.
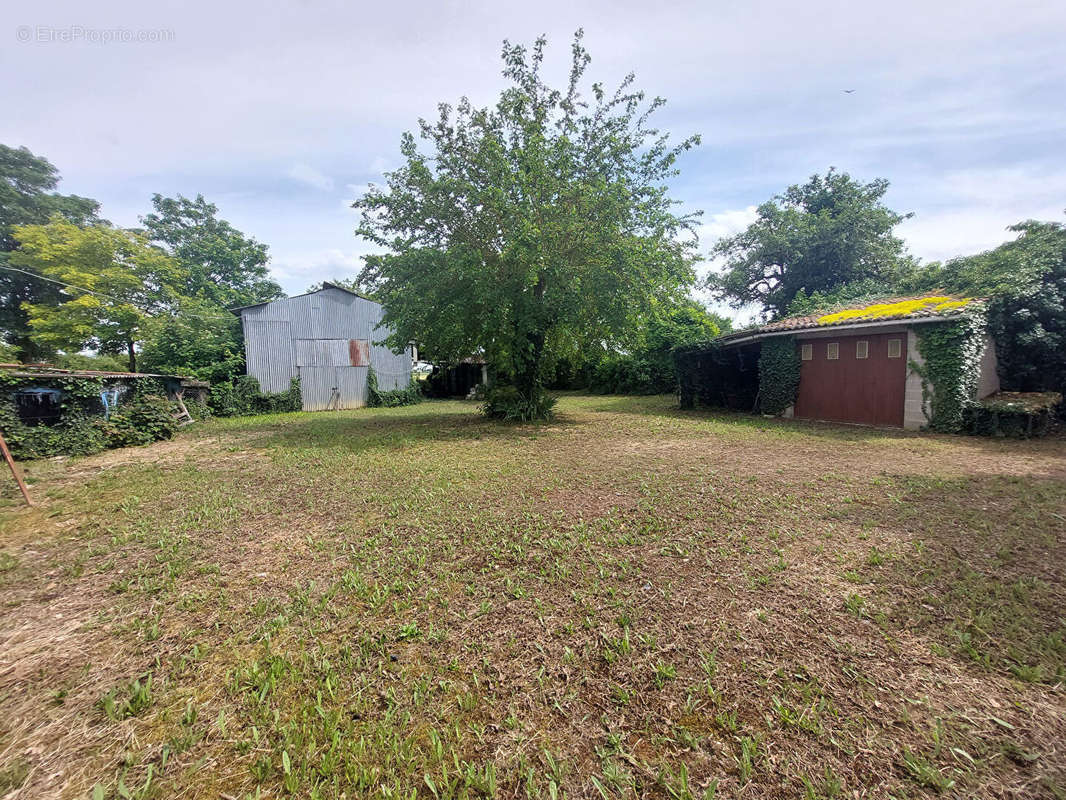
[3,0,1064,322]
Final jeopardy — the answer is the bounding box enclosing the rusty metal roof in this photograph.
[0,364,202,382]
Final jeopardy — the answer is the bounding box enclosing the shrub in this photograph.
[367,367,424,408]
[589,355,673,395]
[101,395,179,447]
[209,376,301,416]
[480,385,556,421]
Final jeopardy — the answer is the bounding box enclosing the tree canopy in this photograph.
[709,169,915,318]
[911,217,1066,399]
[355,31,701,417]
[137,194,283,381]
[140,194,281,308]
[0,144,103,359]
[11,218,180,371]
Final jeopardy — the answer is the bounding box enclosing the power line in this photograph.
[0,264,237,321]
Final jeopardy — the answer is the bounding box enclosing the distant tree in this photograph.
[11,219,179,371]
[304,277,375,299]
[912,217,1066,401]
[141,194,281,308]
[585,298,727,394]
[139,194,283,381]
[0,144,102,360]
[709,169,915,318]
[138,297,246,382]
[355,32,700,418]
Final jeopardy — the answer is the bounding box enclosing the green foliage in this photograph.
[100,394,178,448]
[910,218,1066,411]
[480,385,557,422]
[588,300,728,395]
[140,194,281,309]
[710,169,916,318]
[785,279,889,317]
[209,375,301,417]
[355,32,700,419]
[965,392,1061,438]
[0,144,102,361]
[11,219,181,371]
[52,352,128,372]
[757,336,802,414]
[674,341,760,411]
[138,299,246,384]
[911,312,987,432]
[366,366,424,408]
[137,194,281,382]
[0,373,179,459]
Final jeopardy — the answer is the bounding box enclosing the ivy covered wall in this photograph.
[0,374,179,460]
[756,336,801,415]
[910,309,989,433]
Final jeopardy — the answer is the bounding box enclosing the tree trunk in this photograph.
[127,340,136,372]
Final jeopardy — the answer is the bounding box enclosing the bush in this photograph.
[209,376,301,416]
[480,385,556,421]
[589,355,673,395]
[367,367,424,408]
[101,395,179,447]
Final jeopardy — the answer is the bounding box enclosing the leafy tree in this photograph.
[355,32,701,418]
[10,218,180,370]
[140,194,281,308]
[709,169,915,318]
[587,298,728,394]
[912,217,1066,402]
[138,297,246,382]
[304,278,374,297]
[0,144,102,359]
[139,194,283,381]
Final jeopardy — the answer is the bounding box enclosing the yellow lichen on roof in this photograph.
[816,296,973,326]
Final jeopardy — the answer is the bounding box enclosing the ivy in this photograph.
[0,373,179,459]
[367,367,424,408]
[208,376,301,416]
[911,309,987,432]
[757,336,802,415]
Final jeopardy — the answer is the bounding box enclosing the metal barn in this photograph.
[235,283,412,411]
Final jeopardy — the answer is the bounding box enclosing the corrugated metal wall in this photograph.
[240,287,412,410]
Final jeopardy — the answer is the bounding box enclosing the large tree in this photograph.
[140,194,281,308]
[912,217,1066,401]
[138,194,284,381]
[709,169,915,318]
[355,32,701,417]
[0,144,102,359]
[11,218,180,371]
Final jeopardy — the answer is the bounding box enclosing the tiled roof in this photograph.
[720,295,979,342]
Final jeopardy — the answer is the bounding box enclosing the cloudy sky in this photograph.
[3,0,1063,319]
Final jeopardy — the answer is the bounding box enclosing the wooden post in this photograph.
[0,431,32,506]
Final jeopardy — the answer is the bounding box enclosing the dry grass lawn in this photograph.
[1,394,1064,800]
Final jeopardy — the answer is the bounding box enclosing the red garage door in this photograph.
[792,333,907,427]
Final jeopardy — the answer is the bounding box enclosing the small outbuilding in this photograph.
[676,295,1008,432]
[234,283,412,411]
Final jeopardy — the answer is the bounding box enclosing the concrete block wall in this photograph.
[903,329,929,430]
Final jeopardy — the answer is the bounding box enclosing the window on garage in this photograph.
[887,338,902,358]
[826,342,839,360]
[856,340,869,359]
[801,343,813,361]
